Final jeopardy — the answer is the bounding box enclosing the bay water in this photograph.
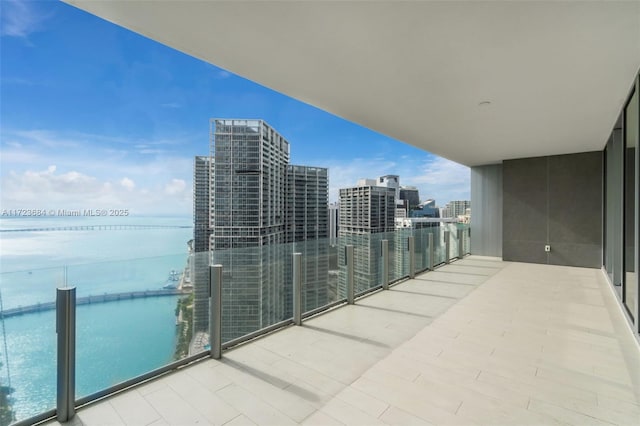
[0,216,193,422]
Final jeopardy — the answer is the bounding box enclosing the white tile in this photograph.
[223,414,257,426]
[109,390,161,425]
[75,401,124,426]
[335,386,389,419]
[62,258,640,426]
[379,406,434,425]
[528,398,617,426]
[143,386,209,425]
[165,369,239,425]
[216,384,297,425]
[301,410,344,425]
[319,397,387,425]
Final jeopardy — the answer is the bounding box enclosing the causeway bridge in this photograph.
[0,288,191,318]
[0,225,193,233]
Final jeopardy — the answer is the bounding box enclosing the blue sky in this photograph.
[0,0,469,216]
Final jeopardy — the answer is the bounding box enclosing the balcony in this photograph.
[2,223,639,425]
[39,254,640,426]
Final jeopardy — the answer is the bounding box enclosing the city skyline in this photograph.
[0,0,470,217]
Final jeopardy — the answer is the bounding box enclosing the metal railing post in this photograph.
[457,229,463,259]
[56,287,76,422]
[209,265,222,360]
[408,235,415,278]
[293,253,302,325]
[445,230,451,264]
[467,227,471,255]
[428,233,434,270]
[346,245,355,304]
[381,240,389,290]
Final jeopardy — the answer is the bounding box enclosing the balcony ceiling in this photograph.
[64,1,640,166]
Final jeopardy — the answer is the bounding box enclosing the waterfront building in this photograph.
[193,156,212,252]
[200,119,329,342]
[192,156,212,333]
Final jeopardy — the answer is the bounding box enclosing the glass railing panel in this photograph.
[291,238,339,314]
[0,266,61,423]
[216,243,294,344]
[433,225,446,266]
[394,229,411,280]
[385,232,399,282]
[458,224,470,256]
[70,253,190,400]
[189,251,213,355]
[367,233,383,292]
[447,223,459,260]
[338,233,379,296]
[414,228,428,273]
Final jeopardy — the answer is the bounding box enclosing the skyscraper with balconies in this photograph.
[192,156,213,333]
[338,183,395,295]
[193,156,212,252]
[201,119,329,341]
[286,165,330,312]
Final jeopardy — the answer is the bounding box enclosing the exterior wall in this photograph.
[285,165,330,314]
[211,119,289,250]
[338,185,395,295]
[328,202,339,245]
[400,188,420,210]
[206,119,333,342]
[192,156,212,332]
[470,164,503,257]
[285,165,329,242]
[446,201,470,218]
[502,151,603,267]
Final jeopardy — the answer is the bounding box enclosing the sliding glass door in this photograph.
[605,72,639,332]
[624,78,639,323]
[605,125,623,294]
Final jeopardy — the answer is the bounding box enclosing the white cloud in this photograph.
[120,177,135,190]
[13,130,80,148]
[1,0,48,39]
[323,158,397,202]
[318,155,469,206]
[404,157,470,205]
[138,149,168,155]
[0,127,194,216]
[164,179,186,195]
[1,166,192,216]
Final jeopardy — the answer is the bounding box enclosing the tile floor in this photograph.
[48,256,640,425]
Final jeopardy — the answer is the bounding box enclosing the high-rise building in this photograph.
[400,186,420,211]
[338,183,395,294]
[196,119,329,342]
[442,200,471,218]
[193,156,212,252]
[410,199,440,219]
[286,165,330,313]
[286,165,329,242]
[377,175,401,200]
[328,202,339,245]
[211,119,290,250]
[192,156,212,333]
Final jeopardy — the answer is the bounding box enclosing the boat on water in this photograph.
[162,270,181,289]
